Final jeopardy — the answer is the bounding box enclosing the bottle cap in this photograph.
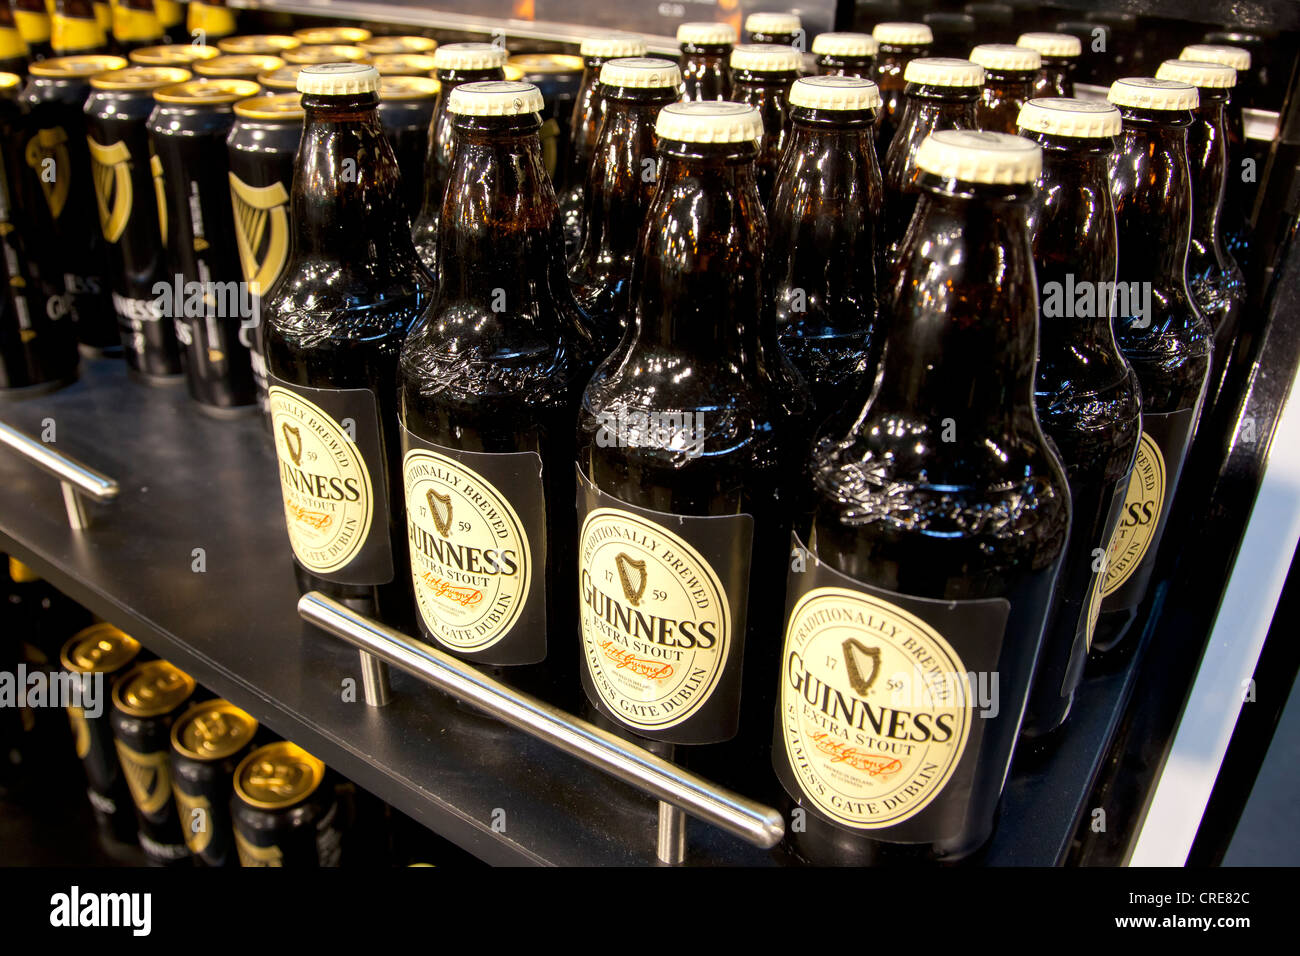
[904,57,985,87]
[293,26,372,46]
[447,79,544,116]
[297,62,381,96]
[433,42,508,71]
[811,32,878,57]
[579,33,646,59]
[677,22,737,46]
[656,101,764,143]
[1180,43,1250,71]
[360,35,437,55]
[916,129,1041,183]
[789,75,882,111]
[283,44,370,65]
[1016,32,1081,58]
[745,12,801,35]
[599,57,681,89]
[730,43,802,73]
[969,43,1041,72]
[1156,58,1237,89]
[1016,97,1122,137]
[218,34,301,55]
[1108,76,1198,111]
[872,22,933,46]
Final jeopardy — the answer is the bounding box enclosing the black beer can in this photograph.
[84,65,190,382]
[169,698,258,867]
[11,1,53,63]
[506,53,584,179]
[148,77,260,415]
[227,92,301,420]
[377,75,437,221]
[127,43,219,68]
[232,741,342,867]
[217,34,301,57]
[195,54,284,84]
[17,54,127,355]
[109,658,197,864]
[58,622,141,843]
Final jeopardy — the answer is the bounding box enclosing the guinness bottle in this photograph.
[557,33,645,261]
[744,12,801,46]
[774,130,1069,863]
[410,42,508,277]
[729,43,801,204]
[1094,78,1213,650]
[1016,99,1141,738]
[0,5,28,75]
[969,43,1038,134]
[767,76,885,420]
[264,64,433,624]
[400,81,591,689]
[186,0,236,44]
[813,32,876,79]
[882,57,983,258]
[569,57,680,356]
[50,0,108,56]
[1017,32,1080,98]
[111,0,163,56]
[11,0,52,63]
[677,21,733,102]
[870,22,932,152]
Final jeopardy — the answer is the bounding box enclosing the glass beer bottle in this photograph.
[870,21,932,153]
[969,43,1039,134]
[813,32,876,78]
[1017,32,1080,98]
[729,43,801,205]
[677,21,733,102]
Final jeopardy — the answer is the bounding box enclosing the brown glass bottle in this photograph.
[812,32,876,78]
[410,42,508,278]
[50,0,107,55]
[882,57,983,259]
[729,43,801,205]
[1094,79,1213,651]
[677,21,733,102]
[744,12,802,47]
[11,1,52,62]
[964,2,1015,44]
[264,64,432,627]
[870,21,932,153]
[400,81,592,700]
[1017,32,1080,98]
[1017,99,1141,739]
[767,76,885,421]
[569,58,680,357]
[1054,20,1110,86]
[576,102,809,796]
[376,75,438,222]
[111,0,162,55]
[773,130,1069,864]
[970,43,1039,134]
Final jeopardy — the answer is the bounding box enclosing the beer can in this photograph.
[227,92,301,420]
[232,741,342,867]
[371,53,436,77]
[11,0,53,62]
[282,44,369,66]
[377,75,438,221]
[360,35,436,56]
[169,698,258,867]
[195,53,284,83]
[17,54,128,355]
[110,658,200,865]
[128,43,219,67]
[255,64,300,92]
[218,34,301,56]
[506,53,584,178]
[84,65,191,382]
[1,72,80,393]
[293,26,372,47]
[58,622,141,843]
[148,77,260,414]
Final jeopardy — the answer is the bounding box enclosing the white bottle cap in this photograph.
[1156,58,1237,89]
[446,80,545,116]
[296,63,380,95]
[579,33,647,59]
[656,101,764,143]
[1015,32,1082,58]
[1180,43,1250,72]
[811,32,878,57]
[433,42,508,71]
[1017,97,1122,137]
[789,75,882,111]
[872,22,933,46]
[677,22,737,46]
[599,57,682,90]
[915,129,1041,184]
[903,57,985,87]
[1108,77,1199,111]
[969,43,1041,72]
[730,43,803,73]
[744,12,802,35]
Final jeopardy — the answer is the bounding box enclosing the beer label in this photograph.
[111,6,161,42]
[50,15,104,54]
[774,533,1009,839]
[114,740,174,817]
[1083,477,1129,654]
[402,426,546,664]
[0,26,25,58]
[24,127,71,220]
[13,11,52,46]
[576,465,753,744]
[268,377,394,584]
[172,788,213,855]
[87,138,133,243]
[235,829,284,866]
[230,173,290,297]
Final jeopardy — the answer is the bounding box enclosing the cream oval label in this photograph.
[1100,431,1165,600]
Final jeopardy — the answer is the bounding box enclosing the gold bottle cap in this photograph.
[128,43,220,66]
[372,53,437,76]
[234,93,304,120]
[60,623,142,675]
[218,34,301,55]
[915,129,1041,184]
[29,54,128,77]
[153,78,261,104]
[257,65,302,91]
[111,660,196,717]
[8,556,39,582]
[1156,58,1238,89]
[90,65,190,90]
[361,35,436,55]
[283,43,370,65]
[171,699,258,761]
[293,25,372,46]
[234,741,327,809]
[379,75,440,100]
[196,54,285,78]
[507,53,584,76]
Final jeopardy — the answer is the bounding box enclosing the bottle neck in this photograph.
[1188,90,1230,251]
[885,87,979,184]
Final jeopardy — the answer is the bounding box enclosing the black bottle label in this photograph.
[267,376,394,585]
[576,465,754,745]
[400,425,547,665]
[1098,407,1195,613]
[774,532,1010,840]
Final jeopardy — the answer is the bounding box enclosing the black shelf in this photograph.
[1,359,1146,866]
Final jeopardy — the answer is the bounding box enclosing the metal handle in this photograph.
[298,591,785,857]
[0,421,119,529]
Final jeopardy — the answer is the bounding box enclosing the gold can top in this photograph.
[508,53,585,76]
[153,78,261,104]
[29,54,128,77]
[7,556,38,582]
[283,44,370,65]
[196,54,285,78]
[257,65,302,91]
[111,659,196,717]
[361,35,436,55]
[234,93,304,120]
[60,623,142,675]
[372,53,436,76]
[90,66,191,90]
[503,63,526,82]
[379,75,440,99]
[171,699,259,761]
[234,741,327,810]
[293,25,373,46]
[218,34,302,56]
[0,73,21,94]
[128,44,220,66]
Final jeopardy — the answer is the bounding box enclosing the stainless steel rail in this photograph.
[298,590,785,863]
[0,421,119,529]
